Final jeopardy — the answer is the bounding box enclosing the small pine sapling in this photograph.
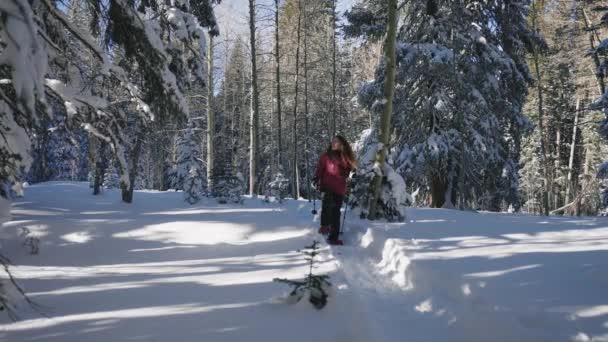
[212,171,244,204]
[0,253,46,320]
[273,240,331,309]
[349,129,410,222]
[20,227,40,255]
[103,165,120,189]
[267,171,290,203]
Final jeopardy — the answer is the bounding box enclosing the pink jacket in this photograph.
[314,152,352,196]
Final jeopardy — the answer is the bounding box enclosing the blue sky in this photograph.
[214,0,356,38]
[211,0,356,91]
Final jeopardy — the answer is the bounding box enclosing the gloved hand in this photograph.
[312,177,319,191]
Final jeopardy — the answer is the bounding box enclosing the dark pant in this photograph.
[321,192,344,241]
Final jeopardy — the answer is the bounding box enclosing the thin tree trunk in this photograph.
[331,0,337,137]
[92,137,105,195]
[555,106,562,209]
[582,8,606,96]
[450,1,465,210]
[533,53,549,216]
[292,0,302,199]
[565,98,580,205]
[121,129,145,203]
[578,145,592,216]
[531,1,549,215]
[368,0,398,219]
[248,0,260,196]
[275,0,283,171]
[207,33,215,192]
[304,4,311,201]
[159,136,169,191]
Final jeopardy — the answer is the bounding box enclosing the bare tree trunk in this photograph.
[429,174,447,208]
[275,0,283,171]
[248,0,260,197]
[368,0,398,219]
[565,98,580,205]
[554,109,561,209]
[582,8,606,96]
[331,0,337,137]
[531,1,549,215]
[304,5,311,201]
[533,53,550,216]
[207,33,215,192]
[90,137,105,195]
[291,0,302,199]
[158,138,169,191]
[578,145,593,216]
[121,129,145,203]
[450,0,466,210]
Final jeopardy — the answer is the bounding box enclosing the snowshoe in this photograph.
[327,238,343,246]
[318,226,330,235]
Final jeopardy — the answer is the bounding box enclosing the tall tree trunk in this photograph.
[292,0,302,199]
[533,52,549,216]
[450,1,465,210]
[248,0,260,196]
[91,137,105,195]
[121,129,145,203]
[582,8,606,96]
[578,143,593,216]
[430,174,447,208]
[555,107,561,209]
[207,33,215,193]
[565,97,580,205]
[331,0,337,137]
[275,0,283,171]
[304,4,311,201]
[368,0,398,219]
[159,136,169,191]
[531,1,549,215]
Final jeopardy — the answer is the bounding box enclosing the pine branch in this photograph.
[0,253,49,321]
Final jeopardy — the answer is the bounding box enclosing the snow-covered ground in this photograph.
[341,210,608,342]
[1,182,608,341]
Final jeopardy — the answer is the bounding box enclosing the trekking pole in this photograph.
[340,176,352,235]
[311,182,318,215]
[340,197,348,235]
[340,171,357,235]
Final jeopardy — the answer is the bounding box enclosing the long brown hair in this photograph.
[326,135,357,169]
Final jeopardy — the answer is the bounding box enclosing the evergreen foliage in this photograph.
[212,165,244,204]
[103,165,121,189]
[273,240,332,310]
[348,128,409,221]
[346,0,539,210]
[266,170,290,203]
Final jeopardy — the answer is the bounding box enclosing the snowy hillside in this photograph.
[1,182,608,341]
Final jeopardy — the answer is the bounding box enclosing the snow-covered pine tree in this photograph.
[543,61,578,209]
[348,128,409,221]
[171,122,206,203]
[103,165,121,189]
[346,0,539,210]
[212,164,244,204]
[584,4,608,213]
[0,0,219,319]
[578,117,605,215]
[267,169,290,203]
[519,130,544,214]
[1,0,219,203]
[216,37,250,186]
[0,0,44,207]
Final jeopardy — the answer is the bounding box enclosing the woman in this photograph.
[313,135,357,245]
